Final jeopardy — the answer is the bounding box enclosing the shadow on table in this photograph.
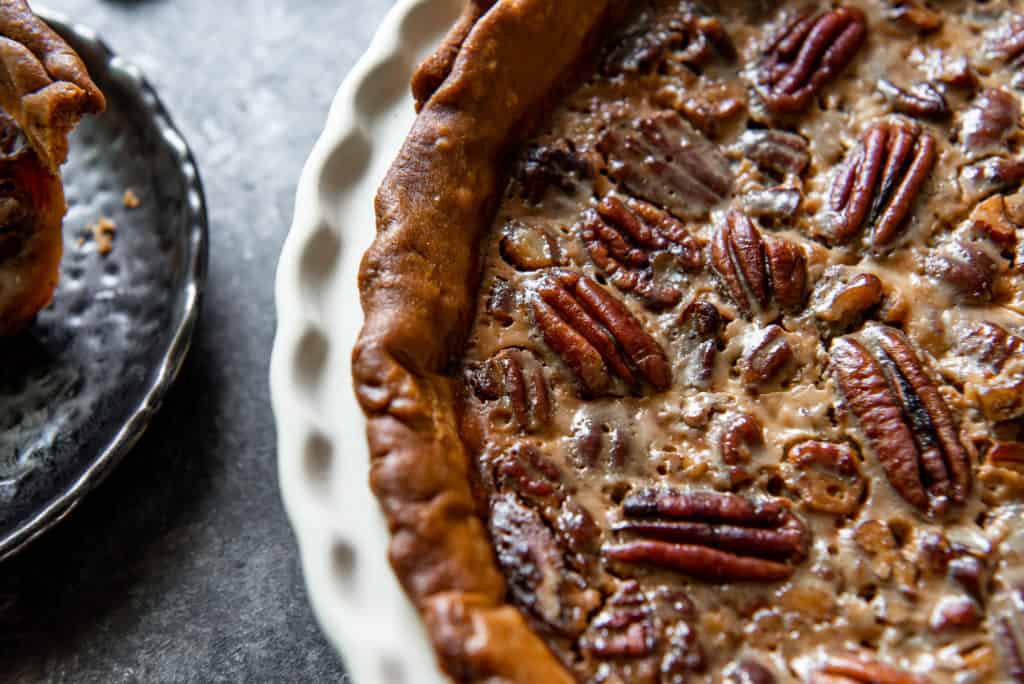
[0,322,220,669]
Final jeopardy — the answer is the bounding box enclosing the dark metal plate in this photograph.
[0,9,208,560]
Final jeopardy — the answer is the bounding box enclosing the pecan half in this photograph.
[948,552,988,602]
[980,441,1024,498]
[926,239,1001,302]
[580,580,705,677]
[883,1,943,33]
[831,325,971,516]
[491,442,563,502]
[786,440,865,516]
[500,220,562,271]
[961,157,1024,204]
[674,80,747,138]
[826,120,937,248]
[811,655,931,684]
[711,210,807,317]
[581,582,657,658]
[929,595,982,633]
[740,325,794,389]
[605,490,808,582]
[515,139,591,203]
[467,348,551,433]
[604,5,735,75]
[488,493,600,636]
[987,15,1024,70]
[485,278,516,325]
[532,271,671,395]
[993,585,1024,683]
[958,319,1024,368]
[969,355,1024,423]
[741,187,803,223]
[914,48,978,90]
[727,660,777,684]
[719,413,764,466]
[581,195,702,309]
[676,298,723,390]
[877,79,948,119]
[959,89,1021,161]
[598,111,733,220]
[755,7,867,114]
[568,410,632,471]
[965,194,1021,252]
[738,129,810,177]
[811,268,884,332]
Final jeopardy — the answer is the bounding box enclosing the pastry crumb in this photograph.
[87,217,117,255]
[122,189,141,209]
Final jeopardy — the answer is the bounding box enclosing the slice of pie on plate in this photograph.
[354,1,1024,681]
[0,0,104,336]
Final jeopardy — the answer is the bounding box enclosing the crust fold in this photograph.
[0,0,106,172]
[353,1,614,680]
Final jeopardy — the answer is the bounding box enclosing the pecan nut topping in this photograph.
[980,441,1024,499]
[740,325,794,389]
[581,195,703,309]
[605,489,809,582]
[961,156,1024,204]
[755,7,867,114]
[738,128,811,178]
[467,348,551,434]
[491,442,564,503]
[884,1,943,33]
[719,413,764,466]
[988,15,1024,70]
[810,655,932,684]
[741,187,803,223]
[826,120,937,248]
[786,440,866,516]
[500,220,563,271]
[598,110,733,220]
[965,193,1022,252]
[711,210,807,318]
[969,355,1024,424]
[568,410,632,471]
[959,89,1021,161]
[811,268,884,333]
[925,238,1002,303]
[515,139,592,203]
[532,271,671,395]
[485,277,517,325]
[727,659,777,684]
[993,584,1024,683]
[603,4,735,76]
[675,298,723,390]
[831,324,972,516]
[580,580,706,677]
[960,320,1024,373]
[488,493,601,636]
[877,79,949,119]
[673,80,748,138]
[929,594,983,633]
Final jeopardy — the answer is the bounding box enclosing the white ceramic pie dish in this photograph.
[270,1,462,682]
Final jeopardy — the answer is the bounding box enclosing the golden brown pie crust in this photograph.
[353,1,617,680]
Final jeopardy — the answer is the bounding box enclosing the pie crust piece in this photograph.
[0,0,104,336]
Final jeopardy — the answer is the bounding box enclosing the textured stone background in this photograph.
[0,0,390,680]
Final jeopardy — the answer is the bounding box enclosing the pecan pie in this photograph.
[354,1,1024,681]
[0,1,104,335]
